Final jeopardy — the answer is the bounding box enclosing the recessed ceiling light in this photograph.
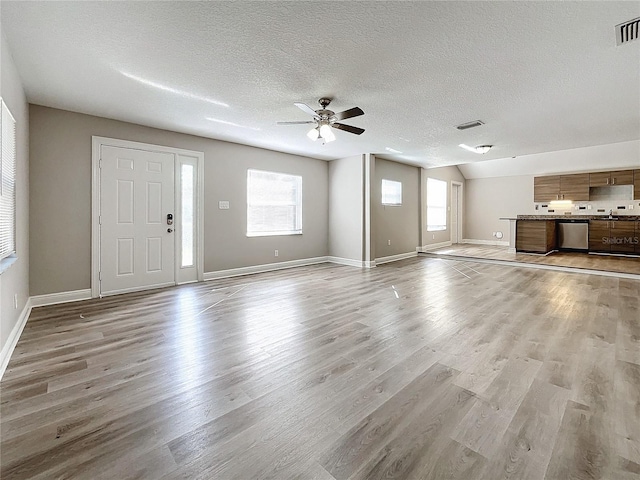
[459,144,493,154]
[385,147,402,154]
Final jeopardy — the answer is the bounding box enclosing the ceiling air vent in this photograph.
[455,120,484,130]
[616,17,640,45]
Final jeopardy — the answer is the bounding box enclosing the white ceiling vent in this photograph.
[616,17,640,46]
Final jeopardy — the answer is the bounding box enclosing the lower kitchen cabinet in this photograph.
[610,221,636,254]
[589,220,637,254]
[589,220,610,253]
[516,220,556,253]
[637,222,640,254]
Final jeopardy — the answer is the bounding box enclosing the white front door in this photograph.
[99,145,175,295]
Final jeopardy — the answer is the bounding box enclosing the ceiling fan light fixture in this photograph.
[319,124,335,143]
[307,127,320,141]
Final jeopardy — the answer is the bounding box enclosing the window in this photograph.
[247,169,302,236]
[0,99,16,262]
[427,178,447,231]
[381,179,402,205]
[180,163,195,268]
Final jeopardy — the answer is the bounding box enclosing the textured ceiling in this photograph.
[1,1,639,168]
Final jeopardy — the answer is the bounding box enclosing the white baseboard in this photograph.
[204,256,328,280]
[326,256,378,268]
[30,289,92,307]
[375,251,418,265]
[326,256,365,268]
[0,298,32,380]
[418,241,452,252]
[462,239,510,247]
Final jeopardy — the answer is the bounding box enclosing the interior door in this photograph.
[99,145,175,295]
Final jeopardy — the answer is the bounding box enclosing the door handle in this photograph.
[167,228,173,233]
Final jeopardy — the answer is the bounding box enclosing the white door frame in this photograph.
[91,136,204,298]
[451,181,463,244]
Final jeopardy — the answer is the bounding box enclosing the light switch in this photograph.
[219,201,230,210]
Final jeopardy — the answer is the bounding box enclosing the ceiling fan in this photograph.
[277,98,365,143]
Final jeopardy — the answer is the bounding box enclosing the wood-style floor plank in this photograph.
[1,257,638,479]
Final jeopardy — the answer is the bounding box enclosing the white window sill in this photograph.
[427,227,447,232]
[0,254,18,275]
[247,231,303,237]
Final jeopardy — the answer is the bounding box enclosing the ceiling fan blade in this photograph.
[332,123,365,135]
[276,121,316,125]
[294,102,319,117]
[333,107,364,121]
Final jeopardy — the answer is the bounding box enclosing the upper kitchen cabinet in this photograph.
[534,175,561,202]
[533,174,589,202]
[590,170,634,187]
[635,170,640,199]
[559,173,590,201]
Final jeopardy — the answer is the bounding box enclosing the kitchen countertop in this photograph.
[516,215,640,221]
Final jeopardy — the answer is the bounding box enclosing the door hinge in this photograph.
[99,215,102,225]
[98,271,102,281]
[99,159,103,169]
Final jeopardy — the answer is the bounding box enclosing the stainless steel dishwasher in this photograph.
[557,219,589,251]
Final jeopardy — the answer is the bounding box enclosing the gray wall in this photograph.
[0,31,30,353]
[421,165,466,246]
[29,105,328,296]
[465,175,536,242]
[373,158,420,258]
[328,155,363,261]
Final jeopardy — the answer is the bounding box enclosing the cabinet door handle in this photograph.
[607,178,610,185]
[613,178,616,185]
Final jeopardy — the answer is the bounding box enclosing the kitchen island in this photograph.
[515,215,640,255]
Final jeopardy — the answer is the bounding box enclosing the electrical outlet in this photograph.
[14,294,18,309]
[432,234,435,240]
[629,205,634,210]
[387,240,391,246]
[274,250,278,257]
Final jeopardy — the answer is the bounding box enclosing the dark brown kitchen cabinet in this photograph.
[533,176,561,202]
[559,173,590,201]
[589,220,610,252]
[635,170,640,200]
[590,170,634,187]
[589,220,637,254]
[637,221,640,254]
[533,174,590,202]
[516,220,556,253]
[610,220,636,254]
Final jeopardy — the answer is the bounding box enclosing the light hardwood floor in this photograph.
[1,257,639,479]
[427,244,640,275]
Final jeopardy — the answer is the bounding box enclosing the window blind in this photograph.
[247,169,302,236]
[381,179,402,205]
[0,100,16,261]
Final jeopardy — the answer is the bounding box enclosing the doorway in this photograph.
[451,181,463,244]
[91,137,204,297]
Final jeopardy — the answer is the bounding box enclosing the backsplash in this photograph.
[537,199,640,215]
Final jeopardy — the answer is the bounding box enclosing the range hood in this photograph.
[588,185,633,202]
